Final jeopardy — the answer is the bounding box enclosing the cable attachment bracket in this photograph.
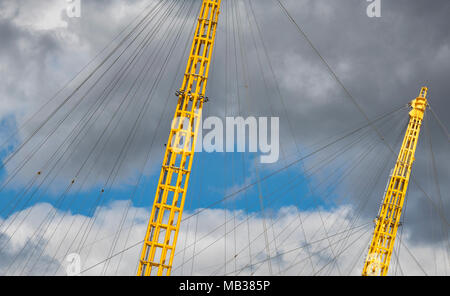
[175,90,185,98]
[199,94,209,103]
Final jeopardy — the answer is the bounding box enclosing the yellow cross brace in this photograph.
[362,87,428,276]
[137,0,221,276]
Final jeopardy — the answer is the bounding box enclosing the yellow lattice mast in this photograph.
[137,0,221,276]
[362,87,428,276]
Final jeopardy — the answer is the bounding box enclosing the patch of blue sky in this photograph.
[0,146,341,220]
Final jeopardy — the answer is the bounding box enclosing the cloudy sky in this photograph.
[0,0,448,276]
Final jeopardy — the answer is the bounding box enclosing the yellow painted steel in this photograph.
[137,0,221,276]
[362,87,428,276]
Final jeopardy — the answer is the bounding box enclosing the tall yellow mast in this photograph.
[362,87,428,276]
[137,0,221,276]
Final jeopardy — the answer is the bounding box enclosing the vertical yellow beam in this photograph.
[137,0,221,276]
[362,87,428,276]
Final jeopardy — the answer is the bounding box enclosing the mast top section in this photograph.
[409,86,428,120]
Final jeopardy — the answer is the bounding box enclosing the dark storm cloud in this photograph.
[226,0,449,246]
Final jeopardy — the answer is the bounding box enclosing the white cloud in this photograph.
[0,201,446,276]
[0,0,68,30]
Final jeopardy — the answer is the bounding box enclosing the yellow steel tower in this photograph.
[362,87,428,276]
[137,0,221,276]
